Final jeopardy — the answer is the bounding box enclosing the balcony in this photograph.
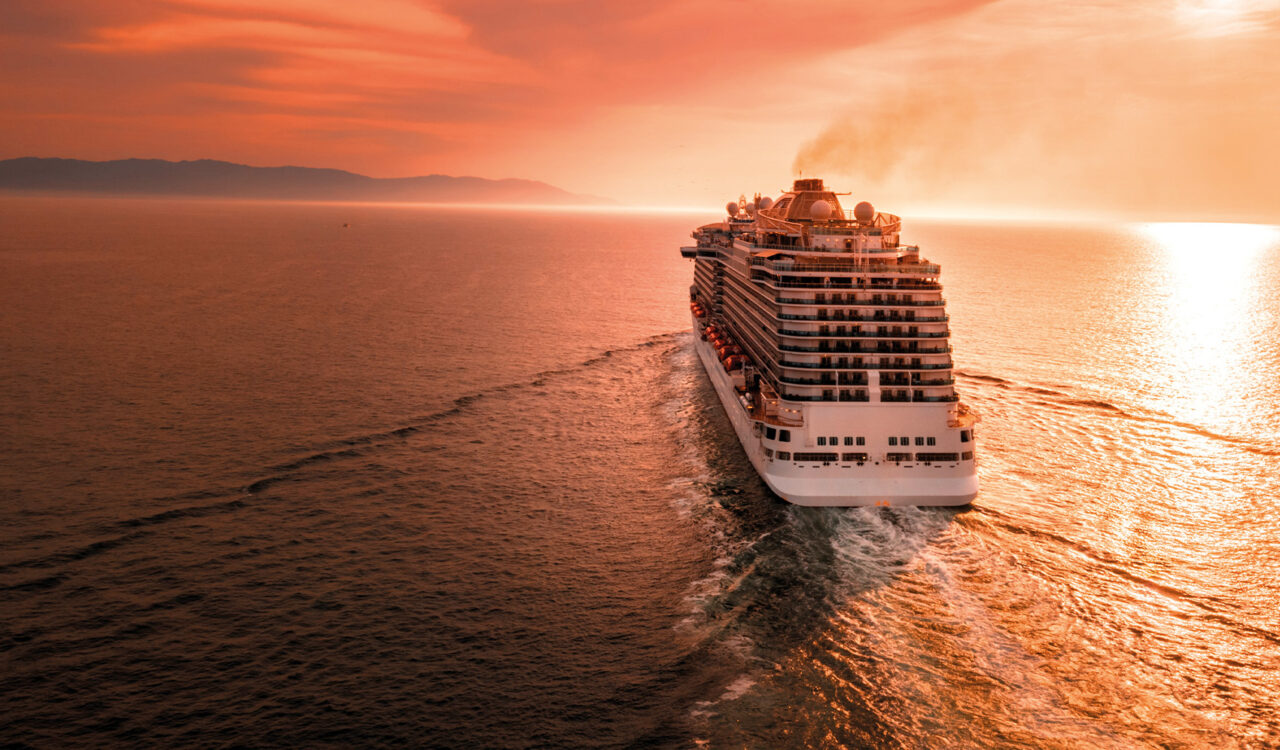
[880,392,958,403]
[779,375,837,386]
[912,377,956,386]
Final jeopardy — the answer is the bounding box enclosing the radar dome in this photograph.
[745,202,756,215]
[726,202,738,217]
[809,200,833,220]
[853,201,875,222]
[758,196,774,210]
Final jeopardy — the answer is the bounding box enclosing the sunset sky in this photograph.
[2,0,1278,219]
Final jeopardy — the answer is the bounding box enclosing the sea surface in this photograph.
[2,197,1279,748]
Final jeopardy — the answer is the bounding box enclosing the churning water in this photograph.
[2,198,1278,748]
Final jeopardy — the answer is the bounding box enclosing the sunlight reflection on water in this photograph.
[1139,222,1280,436]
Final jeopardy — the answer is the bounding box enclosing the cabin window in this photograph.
[914,437,924,446]
[888,437,897,446]
[777,451,791,460]
[844,437,854,446]
[900,436,909,445]
[766,427,777,440]
[960,430,971,443]
[927,437,936,446]
[843,452,869,462]
[817,437,826,446]
[779,430,791,442]
[856,436,866,446]
[962,451,974,460]
[793,452,838,462]
[829,436,837,445]
[886,452,913,462]
[764,448,774,458]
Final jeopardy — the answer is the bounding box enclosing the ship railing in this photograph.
[778,342,953,354]
[753,213,902,233]
[778,312,948,322]
[777,328,950,339]
[774,392,872,403]
[776,296,946,307]
[750,258,939,275]
[753,397,804,426]
[745,240,905,254]
[778,376,837,386]
[763,279,941,290]
[834,211,902,230]
[779,359,953,370]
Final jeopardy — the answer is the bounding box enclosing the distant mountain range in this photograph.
[0,157,610,205]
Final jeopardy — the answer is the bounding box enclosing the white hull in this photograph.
[693,323,978,507]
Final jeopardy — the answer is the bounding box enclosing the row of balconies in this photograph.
[780,341,952,354]
[775,295,945,307]
[754,275,942,291]
[779,373,956,387]
[748,257,940,276]
[778,359,952,371]
[778,327,950,339]
[779,373,870,386]
[777,390,959,403]
[778,311,947,323]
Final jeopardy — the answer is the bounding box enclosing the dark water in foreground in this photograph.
[2,198,1279,748]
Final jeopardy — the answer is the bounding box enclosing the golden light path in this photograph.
[1139,221,1280,433]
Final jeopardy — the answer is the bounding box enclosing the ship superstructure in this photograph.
[680,178,978,506]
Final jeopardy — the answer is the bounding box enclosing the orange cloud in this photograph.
[6,0,1273,218]
[0,0,990,191]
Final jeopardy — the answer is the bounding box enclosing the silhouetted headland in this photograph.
[0,157,611,205]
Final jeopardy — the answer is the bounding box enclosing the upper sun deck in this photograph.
[696,178,914,260]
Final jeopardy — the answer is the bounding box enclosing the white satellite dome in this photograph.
[853,201,875,222]
[758,196,774,210]
[745,202,756,215]
[809,200,833,220]
[726,201,739,217]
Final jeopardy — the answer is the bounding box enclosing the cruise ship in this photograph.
[680,179,978,506]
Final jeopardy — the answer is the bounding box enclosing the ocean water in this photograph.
[1,197,1279,748]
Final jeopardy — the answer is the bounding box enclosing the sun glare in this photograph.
[1141,221,1280,258]
[1139,221,1279,429]
[1175,0,1280,35]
